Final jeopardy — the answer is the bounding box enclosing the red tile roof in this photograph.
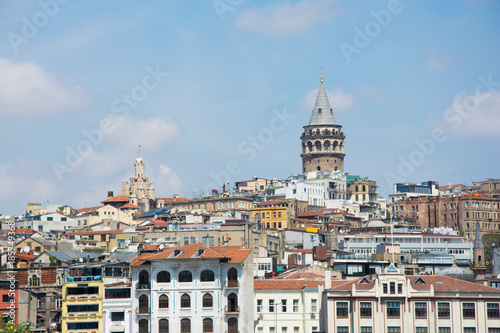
[73,206,103,214]
[121,203,140,209]
[101,195,130,203]
[157,197,190,203]
[14,228,35,234]
[142,244,160,251]
[298,208,348,218]
[255,279,325,290]
[131,243,252,266]
[15,253,37,261]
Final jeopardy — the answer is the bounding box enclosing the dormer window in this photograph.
[318,108,322,113]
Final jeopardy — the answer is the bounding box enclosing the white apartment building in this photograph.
[254,271,325,333]
[16,212,78,232]
[131,243,254,333]
[324,266,500,333]
[337,233,473,264]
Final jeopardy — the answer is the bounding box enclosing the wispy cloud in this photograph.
[0,58,89,114]
[235,0,338,34]
[426,51,454,71]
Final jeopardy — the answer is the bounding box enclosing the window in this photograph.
[203,318,213,333]
[181,294,191,308]
[159,319,168,333]
[488,303,500,318]
[387,302,400,317]
[138,319,148,333]
[157,271,171,283]
[463,303,475,318]
[464,329,476,333]
[180,318,191,333]
[282,299,287,312]
[139,270,149,288]
[282,328,287,333]
[398,284,402,294]
[337,327,348,333]
[203,293,213,308]
[294,328,300,333]
[488,329,500,333]
[67,322,99,330]
[111,311,124,321]
[415,302,427,318]
[387,328,400,333]
[337,302,348,317]
[227,268,238,287]
[228,317,238,333]
[201,270,215,282]
[139,295,149,313]
[390,282,395,294]
[179,270,192,283]
[438,302,450,318]
[438,329,451,333]
[269,299,275,312]
[228,293,238,312]
[416,328,427,333]
[67,304,99,313]
[360,302,372,317]
[311,299,317,312]
[159,295,168,309]
[105,288,130,299]
[184,237,189,245]
[360,328,372,333]
[257,299,263,312]
[383,283,388,293]
[293,299,299,312]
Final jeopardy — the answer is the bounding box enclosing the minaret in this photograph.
[301,69,345,173]
[473,223,486,273]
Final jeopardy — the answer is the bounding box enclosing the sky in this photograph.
[1,0,499,216]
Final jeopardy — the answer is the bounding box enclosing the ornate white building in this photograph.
[130,243,254,333]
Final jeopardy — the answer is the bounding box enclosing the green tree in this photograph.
[482,233,500,271]
[0,322,32,333]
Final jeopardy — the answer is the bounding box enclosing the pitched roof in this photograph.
[14,228,35,234]
[62,229,123,236]
[101,195,130,203]
[156,197,190,203]
[131,243,252,266]
[255,279,325,290]
[15,253,37,261]
[309,73,336,126]
[120,203,140,209]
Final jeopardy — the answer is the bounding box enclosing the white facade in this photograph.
[16,212,78,232]
[103,283,132,333]
[254,280,323,333]
[131,244,254,333]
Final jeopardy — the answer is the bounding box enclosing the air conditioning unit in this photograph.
[258,314,263,319]
[311,313,316,318]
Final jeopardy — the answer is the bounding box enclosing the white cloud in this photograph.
[0,160,59,214]
[235,0,337,34]
[0,58,89,114]
[156,164,184,195]
[301,87,354,112]
[426,52,453,71]
[438,90,500,137]
[105,114,181,150]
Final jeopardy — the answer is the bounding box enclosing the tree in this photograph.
[481,233,500,271]
[0,322,32,333]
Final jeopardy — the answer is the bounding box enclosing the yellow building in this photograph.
[62,265,104,333]
[251,200,289,230]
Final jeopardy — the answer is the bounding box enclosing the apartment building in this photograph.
[130,243,254,333]
[323,266,500,333]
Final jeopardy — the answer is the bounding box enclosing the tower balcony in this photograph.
[301,133,345,141]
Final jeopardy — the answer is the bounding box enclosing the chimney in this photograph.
[325,270,332,289]
[107,191,114,198]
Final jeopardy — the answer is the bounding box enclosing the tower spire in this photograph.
[321,67,323,84]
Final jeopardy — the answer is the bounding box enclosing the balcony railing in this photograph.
[136,283,150,290]
[225,306,239,313]
[226,280,239,288]
[135,307,150,315]
[66,276,102,282]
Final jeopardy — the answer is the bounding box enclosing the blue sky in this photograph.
[1,0,499,215]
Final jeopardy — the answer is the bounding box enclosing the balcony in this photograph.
[136,283,150,290]
[225,281,239,289]
[225,306,239,314]
[135,307,150,315]
[66,276,101,282]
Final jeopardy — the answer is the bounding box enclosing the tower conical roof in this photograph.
[309,71,336,126]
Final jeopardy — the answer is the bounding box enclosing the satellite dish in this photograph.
[317,262,322,267]
[24,246,30,253]
[111,247,117,253]
[79,258,84,262]
[159,244,165,250]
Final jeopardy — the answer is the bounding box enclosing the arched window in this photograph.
[159,294,168,309]
[159,319,168,333]
[139,295,149,313]
[228,317,238,333]
[227,268,238,287]
[317,166,321,171]
[307,142,313,152]
[324,141,330,151]
[180,318,191,333]
[30,275,39,287]
[362,185,366,192]
[203,318,213,333]
[200,270,215,282]
[227,293,238,312]
[179,270,192,283]
[355,185,359,192]
[181,294,191,308]
[315,141,321,151]
[203,293,213,308]
[138,319,148,333]
[157,271,170,283]
[139,270,149,288]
